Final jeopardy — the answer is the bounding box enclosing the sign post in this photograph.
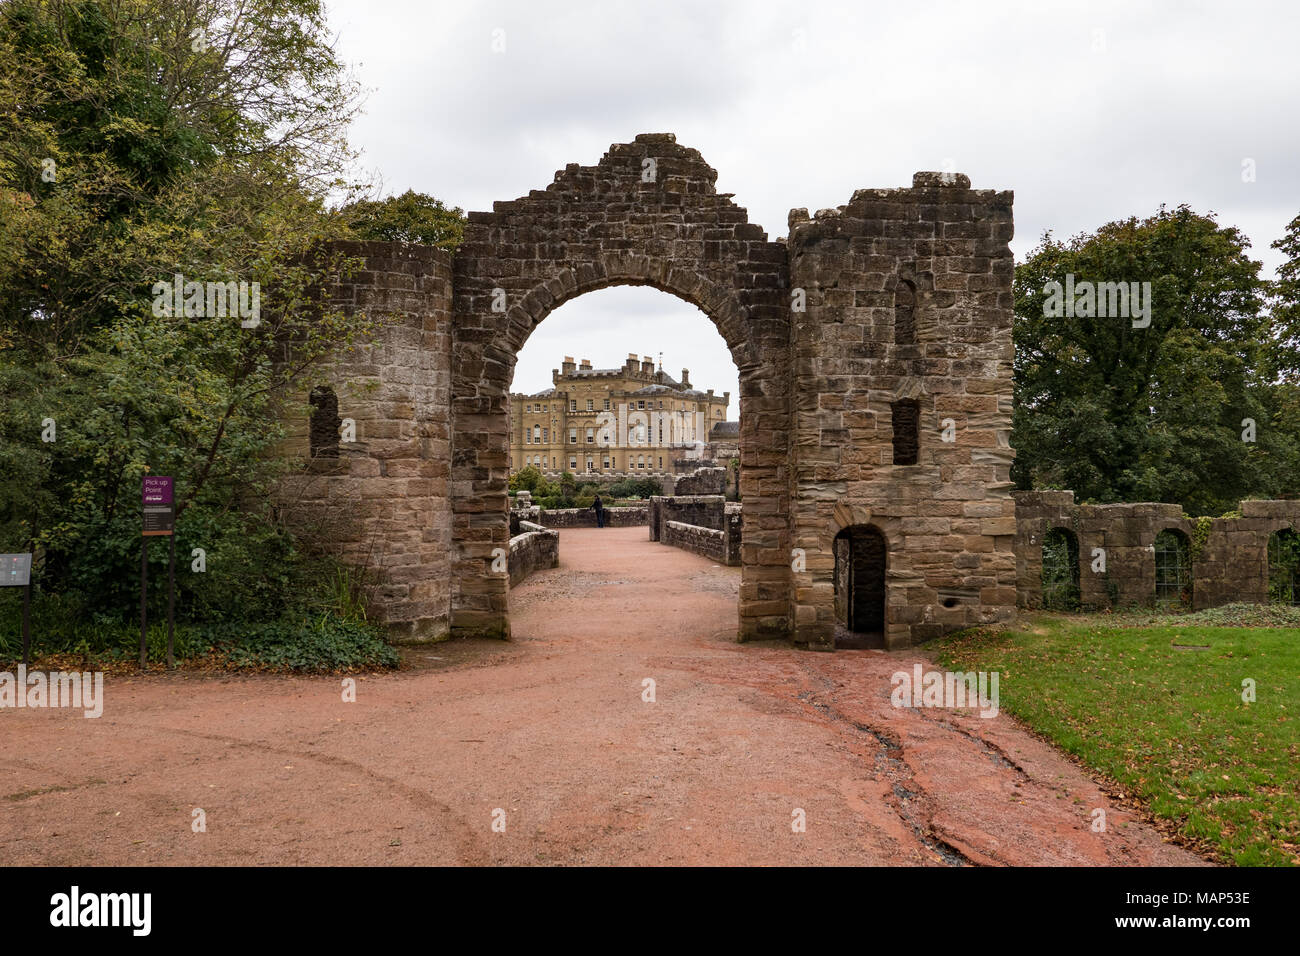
[141,476,176,668]
[1,553,32,665]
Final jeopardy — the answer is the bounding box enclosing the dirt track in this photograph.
[1,526,1205,866]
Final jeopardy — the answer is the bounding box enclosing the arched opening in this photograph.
[507,285,738,496]
[1154,529,1192,607]
[894,279,917,346]
[833,524,887,648]
[1041,527,1080,610]
[502,284,744,618]
[891,398,920,466]
[308,385,340,460]
[448,136,792,644]
[1268,528,1300,605]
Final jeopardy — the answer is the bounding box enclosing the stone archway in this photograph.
[448,134,792,642]
[293,140,1019,651]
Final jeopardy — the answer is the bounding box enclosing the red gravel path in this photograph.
[1,526,1205,866]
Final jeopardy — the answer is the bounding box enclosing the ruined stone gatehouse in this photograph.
[278,134,1018,650]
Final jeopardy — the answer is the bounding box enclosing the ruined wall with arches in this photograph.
[1014,490,1300,610]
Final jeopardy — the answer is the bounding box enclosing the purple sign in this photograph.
[143,476,173,505]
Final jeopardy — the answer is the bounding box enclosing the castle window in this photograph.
[604,398,610,410]
[638,400,645,410]
[586,399,593,411]
[569,428,577,444]
[891,399,920,466]
[586,427,594,443]
[570,400,576,412]
[309,385,340,460]
[895,279,917,346]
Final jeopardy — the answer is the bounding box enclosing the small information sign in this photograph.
[0,552,31,587]
[143,476,175,536]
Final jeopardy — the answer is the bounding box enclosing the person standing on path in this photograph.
[592,494,605,528]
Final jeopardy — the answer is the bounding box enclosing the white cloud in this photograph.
[328,0,1300,392]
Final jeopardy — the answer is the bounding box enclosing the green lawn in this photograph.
[934,606,1300,866]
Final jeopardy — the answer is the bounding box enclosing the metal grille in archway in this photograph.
[1040,527,1080,610]
[1268,529,1300,605]
[1154,529,1192,607]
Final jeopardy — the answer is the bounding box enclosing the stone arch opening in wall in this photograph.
[1267,528,1300,605]
[459,271,771,638]
[833,524,888,648]
[448,135,791,644]
[1041,527,1080,610]
[1154,528,1193,607]
[507,283,739,485]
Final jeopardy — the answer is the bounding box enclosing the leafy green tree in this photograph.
[342,189,465,250]
[0,0,372,624]
[1011,205,1285,514]
[508,465,543,493]
[1271,211,1300,379]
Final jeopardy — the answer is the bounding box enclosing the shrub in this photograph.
[217,615,399,672]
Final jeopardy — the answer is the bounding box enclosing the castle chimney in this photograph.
[561,356,575,375]
[681,368,690,388]
[579,358,591,370]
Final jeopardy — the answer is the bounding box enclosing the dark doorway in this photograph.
[834,525,887,648]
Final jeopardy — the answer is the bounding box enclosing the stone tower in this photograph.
[787,172,1018,650]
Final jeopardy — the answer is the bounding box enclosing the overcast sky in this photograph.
[326,0,1300,405]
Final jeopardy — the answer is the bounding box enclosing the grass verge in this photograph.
[934,608,1299,866]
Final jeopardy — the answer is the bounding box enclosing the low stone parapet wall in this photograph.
[650,494,742,566]
[648,494,729,538]
[672,466,728,496]
[664,520,728,564]
[531,505,648,528]
[508,525,558,587]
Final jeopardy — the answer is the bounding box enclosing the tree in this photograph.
[1011,205,1286,514]
[508,466,543,493]
[0,0,372,620]
[1263,210,1300,497]
[342,190,465,250]
[1270,211,1300,380]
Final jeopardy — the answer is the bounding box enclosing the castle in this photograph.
[509,353,730,477]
